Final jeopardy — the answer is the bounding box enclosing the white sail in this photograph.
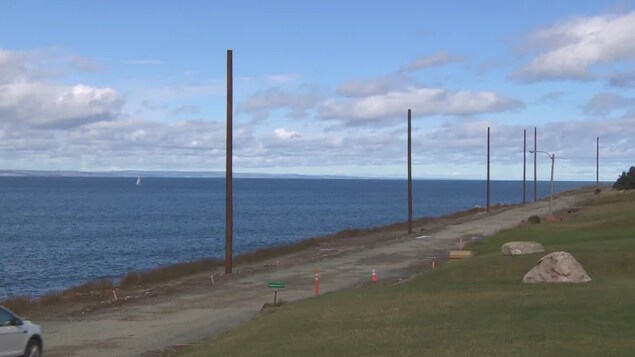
[136,176,141,186]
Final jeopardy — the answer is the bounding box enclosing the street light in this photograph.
[530,150,555,214]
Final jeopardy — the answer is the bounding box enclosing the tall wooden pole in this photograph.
[225,49,233,274]
[596,137,599,186]
[523,129,526,205]
[533,127,537,202]
[487,126,490,213]
[407,109,413,234]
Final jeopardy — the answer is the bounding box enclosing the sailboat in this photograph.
[136,176,142,186]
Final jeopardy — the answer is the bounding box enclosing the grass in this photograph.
[177,190,635,357]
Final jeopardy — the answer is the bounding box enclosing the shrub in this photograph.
[613,166,635,190]
[527,215,541,224]
[594,188,601,195]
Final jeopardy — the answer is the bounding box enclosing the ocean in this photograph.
[0,177,591,298]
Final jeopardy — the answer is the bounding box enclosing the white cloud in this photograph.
[0,48,123,128]
[0,82,122,128]
[318,87,523,125]
[511,11,635,81]
[273,128,302,140]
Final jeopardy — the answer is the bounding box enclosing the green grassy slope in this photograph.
[178,191,635,357]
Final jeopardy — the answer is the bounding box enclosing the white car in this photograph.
[0,306,42,357]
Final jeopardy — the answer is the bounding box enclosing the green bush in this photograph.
[527,215,541,224]
[613,166,635,190]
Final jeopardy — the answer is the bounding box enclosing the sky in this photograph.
[1,1,635,181]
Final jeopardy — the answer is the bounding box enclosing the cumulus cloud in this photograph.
[581,92,635,116]
[0,82,123,128]
[403,52,463,72]
[511,11,635,82]
[318,87,523,125]
[0,48,124,128]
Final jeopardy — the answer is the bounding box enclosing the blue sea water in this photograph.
[0,177,591,298]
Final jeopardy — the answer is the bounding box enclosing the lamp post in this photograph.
[530,150,555,214]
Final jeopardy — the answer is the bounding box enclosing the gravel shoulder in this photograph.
[41,188,597,356]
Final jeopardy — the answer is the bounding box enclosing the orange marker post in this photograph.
[315,268,320,296]
[371,268,378,283]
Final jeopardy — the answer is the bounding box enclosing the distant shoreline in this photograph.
[0,170,603,182]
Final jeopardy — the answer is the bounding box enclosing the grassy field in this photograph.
[178,190,635,357]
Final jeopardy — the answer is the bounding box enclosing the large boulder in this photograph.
[522,251,591,284]
[501,241,545,256]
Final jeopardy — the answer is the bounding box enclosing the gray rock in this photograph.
[501,241,545,256]
[522,251,591,284]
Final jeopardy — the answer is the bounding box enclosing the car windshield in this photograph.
[0,307,14,326]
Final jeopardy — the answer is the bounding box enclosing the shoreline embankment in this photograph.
[1,185,595,314]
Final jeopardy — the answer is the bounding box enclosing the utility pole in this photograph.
[596,137,599,186]
[407,109,412,234]
[225,49,233,274]
[523,129,526,205]
[533,127,537,202]
[487,126,490,213]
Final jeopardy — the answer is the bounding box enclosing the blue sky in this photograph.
[1,1,634,180]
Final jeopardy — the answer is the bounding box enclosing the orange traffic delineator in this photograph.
[371,268,378,283]
[315,268,320,296]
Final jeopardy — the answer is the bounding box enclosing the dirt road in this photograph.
[41,189,595,356]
